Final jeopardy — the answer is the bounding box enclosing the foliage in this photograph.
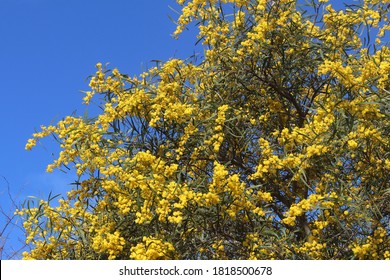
[18,0,390,259]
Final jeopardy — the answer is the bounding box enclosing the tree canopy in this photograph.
[19,0,390,259]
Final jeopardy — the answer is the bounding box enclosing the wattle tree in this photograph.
[19,0,390,259]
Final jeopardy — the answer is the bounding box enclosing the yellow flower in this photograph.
[347,140,358,149]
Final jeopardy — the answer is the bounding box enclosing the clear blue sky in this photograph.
[0,0,199,259]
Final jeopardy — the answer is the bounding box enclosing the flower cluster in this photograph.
[130,236,175,260]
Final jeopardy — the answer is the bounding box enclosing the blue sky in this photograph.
[0,0,199,259]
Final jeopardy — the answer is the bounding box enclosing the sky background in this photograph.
[0,0,200,259]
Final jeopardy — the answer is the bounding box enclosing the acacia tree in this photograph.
[19,0,390,260]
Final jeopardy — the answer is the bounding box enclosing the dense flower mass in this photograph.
[19,0,390,259]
